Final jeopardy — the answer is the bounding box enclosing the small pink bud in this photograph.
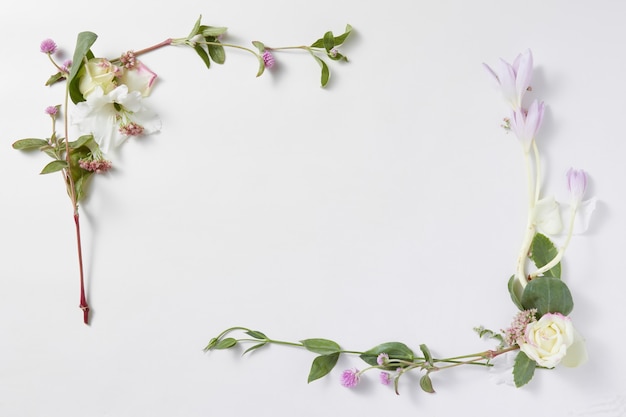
[262,51,275,69]
[566,168,588,204]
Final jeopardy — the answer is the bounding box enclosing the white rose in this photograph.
[118,61,157,97]
[519,313,587,368]
[79,58,120,98]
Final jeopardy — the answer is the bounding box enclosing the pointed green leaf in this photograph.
[300,338,341,355]
[513,351,536,388]
[309,53,330,87]
[360,342,415,366]
[204,337,218,351]
[245,330,268,340]
[208,43,226,64]
[252,41,265,52]
[508,275,525,310]
[202,26,228,37]
[307,353,340,383]
[188,15,203,38]
[419,374,436,393]
[419,344,433,366]
[68,31,97,104]
[530,233,561,278]
[214,337,237,350]
[40,160,68,174]
[68,134,95,149]
[521,276,574,317]
[333,24,353,46]
[45,72,66,86]
[242,342,267,355]
[194,45,211,69]
[323,31,335,52]
[256,56,266,77]
[12,138,49,151]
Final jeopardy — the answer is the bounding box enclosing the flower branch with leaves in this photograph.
[205,49,594,394]
[12,16,352,324]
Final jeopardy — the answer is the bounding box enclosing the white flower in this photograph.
[488,351,516,386]
[533,196,563,235]
[520,313,587,368]
[73,85,161,154]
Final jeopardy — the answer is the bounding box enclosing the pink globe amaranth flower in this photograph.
[340,368,360,388]
[483,49,533,110]
[376,353,389,366]
[262,50,275,69]
[566,168,588,204]
[379,372,392,386]
[40,38,57,54]
[508,99,545,152]
[45,106,58,116]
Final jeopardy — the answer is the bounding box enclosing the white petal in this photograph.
[488,351,516,386]
[573,197,597,234]
[560,329,588,368]
[533,196,563,235]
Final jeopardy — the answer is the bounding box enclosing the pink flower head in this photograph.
[262,51,275,69]
[40,38,57,54]
[340,368,360,388]
[483,49,533,110]
[566,168,588,205]
[379,372,392,386]
[61,59,72,73]
[79,158,112,174]
[45,106,58,116]
[376,353,389,366]
[508,99,545,152]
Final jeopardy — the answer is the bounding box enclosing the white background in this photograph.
[1,1,624,416]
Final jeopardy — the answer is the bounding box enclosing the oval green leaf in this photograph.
[307,353,340,383]
[360,342,415,366]
[208,43,226,65]
[214,337,237,350]
[12,138,49,151]
[513,351,536,388]
[40,160,68,174]
[300,338,341,355]
[508,275,524,310]
[521,276,574,317]
[419,374,435,393]
[530,233,561,278]
[245,330,268,340]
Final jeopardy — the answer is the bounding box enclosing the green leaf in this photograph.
[256,56,266,77]
[300,338,341,355]
[68,31,98,104]
[204,337,218,351]
[307,353,340,383]
[419,374,436,393]
[513,351,536,388]
[194,44,211,69]
[12,138,49,151]
[323,31,335,52]
[214,337,238,349]
[68,134,95,149]
[245,330,268,340]
[529,233,561,278]
[40,160,68,174]
[45,72,66,86]
[360,342,415,367]
[311,24,352,48]
[419,344,433,366]
[521,276,574,317]
[309,53,330,87]
[242,342,267,355]
[208,43,226,64]
[508,275,525,310]
[188,15,203,38]
[252,41,265,52]
[201,26,228,37]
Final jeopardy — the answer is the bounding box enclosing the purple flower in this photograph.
[379,372,392,386]
[45,106,58,116]
[376,353,389,366]
[483,49,533,110]
[508,99,545,152]
[40,39,57,54]
[566,168,588,204]
[262,51,275,69]
[340,368,360,388]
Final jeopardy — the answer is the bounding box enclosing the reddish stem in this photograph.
[133,38,173,57]
[74,213,90,324]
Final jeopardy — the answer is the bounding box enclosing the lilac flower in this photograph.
[379,372,392,386]
[340,368,360,388]
[483,49,533,110]
[376,353,389,366]
[566,168,588,205]
[508,99,545,152]
[45,106,58,116]
[40,38,57,54]
[262,51,275,69]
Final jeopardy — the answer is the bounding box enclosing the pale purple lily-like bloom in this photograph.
[566,168,588,205]
[508,99,545,152]
[483,49,533,110]
[73,84,161,154]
